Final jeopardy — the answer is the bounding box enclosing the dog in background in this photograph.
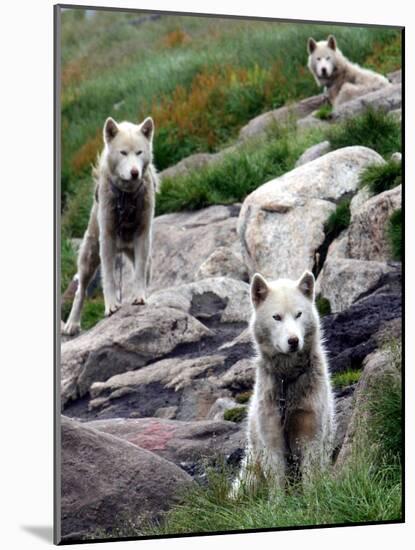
[231,271,335,496]
[307,34,389,108]
[63,116,158,335]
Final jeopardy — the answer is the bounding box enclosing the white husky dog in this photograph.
[231,271,335,496]
[307,34,389,108]
[63,117,159,335]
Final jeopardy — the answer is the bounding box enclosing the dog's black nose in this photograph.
[131,168,139,180]
[321,67,327,76]
[288,336,299,351]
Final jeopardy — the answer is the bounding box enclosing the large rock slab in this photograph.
[332,84,401,121]
[148,277,251,323]
[238,146,384,279]
[87,354,231,421]
[151,205,242,291]
[86,417,244,475]
[322,267,401,374]
[196,247,248,282]
[61,305,212,406]
[60,416,193,541]
[345,186,401,261]
[239,94,326,140]
[316,257,396,312]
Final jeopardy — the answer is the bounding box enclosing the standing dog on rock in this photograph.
[231,271,335,496]
[63,116,159,335]
[307,34,389,108]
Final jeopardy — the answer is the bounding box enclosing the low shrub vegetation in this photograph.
[387,208,402,261]
[332,369,362,389]
[359,159,402,195]
[316,296,332,317]
[224,407,247,423]
[329,108,401,158]
[315,103,333,120]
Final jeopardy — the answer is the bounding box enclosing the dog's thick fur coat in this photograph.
[307,34,389,108]
[232,271,335,495]
[63,117,159,335]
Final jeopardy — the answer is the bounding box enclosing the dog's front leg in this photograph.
[131,231,150,305]
[100,232,120,316]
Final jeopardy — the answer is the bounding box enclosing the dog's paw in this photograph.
[132,296,146,306]
[62,321,80,336]
[105,303,120,317]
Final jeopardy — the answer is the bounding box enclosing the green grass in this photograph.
[61,10,400,209]
[315,103,333,120]
[224,407,247,423]
[387,208,402,261]
[359,159,402,195]
[235,391,252,404]
[324,197,351,238]
[316,296,332,317]
[329,108,401,158]
[332,369,362,389]
[134,342,402,536]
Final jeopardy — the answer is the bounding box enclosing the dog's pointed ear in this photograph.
[298,271,315,301]
[308,37,317,54]
[104,117,119,143]
[140,117,154,141]
[327,35,337,51]
[251,273,269,307]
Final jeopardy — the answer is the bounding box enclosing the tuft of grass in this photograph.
[315,103,333,120]
[329,108,401,158]
[332,369,362,389]
[235,391,252,404]
[316,296,332,317]
[224,407,247,423]
[387,208,402,261]
[325,198,351,238]
[359,159,401,195]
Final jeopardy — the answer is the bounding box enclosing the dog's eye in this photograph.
[136,150,143,156]
[273,314,282,321]
[317,57,321,61]
[326,56,331,61]
[120,151,128,156]
[296,311,302,319]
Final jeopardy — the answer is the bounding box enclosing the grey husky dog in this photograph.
[63,116,159,335]
[307,34,389,107]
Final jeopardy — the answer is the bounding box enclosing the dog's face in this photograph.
[251,271,317,356]
[307,35,338,82]
[103,117,154,191]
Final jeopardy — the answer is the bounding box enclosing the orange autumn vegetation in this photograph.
[163,29,191,48]
[71,131,102,174]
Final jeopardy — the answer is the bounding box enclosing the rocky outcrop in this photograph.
[61,416,193,541]
[238,146,384,279]
[86,417,244,477]
[345,185,401,261]
[322,266,401,374]
[150,205,242,291]
[332,84,402,121]
[239,94,326,140]
[148,277,251,323]
[196,247,248,282]
[316,258,396,312]
[61,305,212,406]
[295,140,331,167]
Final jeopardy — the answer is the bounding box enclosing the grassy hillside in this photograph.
[61,10,401,208]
